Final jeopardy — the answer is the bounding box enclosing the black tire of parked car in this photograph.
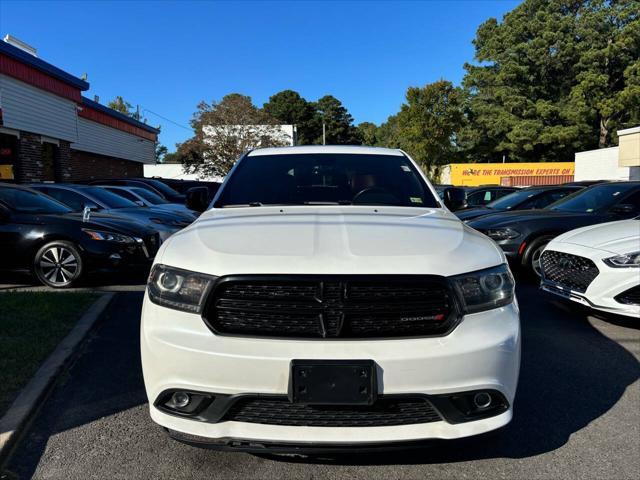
[521,235,556,279]
[33,240,84,288]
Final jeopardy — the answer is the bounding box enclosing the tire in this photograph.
[522,236,555,279]
[33,240,84,288]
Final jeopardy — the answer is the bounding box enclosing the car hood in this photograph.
[19,212,157,237]
[467,209,594,229]
[456,206,494,221]
[159,206,505,277]
[553,219,640,254]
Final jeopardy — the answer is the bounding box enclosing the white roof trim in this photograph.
[617,126,640,136]
[248,145,404,156]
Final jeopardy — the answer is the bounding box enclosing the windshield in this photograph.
[141,179,181,198]
[547,183,638,213]
[486,188,545,210]
[131,187,169,205]
[0,187,71,214]
[215,153,440,208]
[82,187,138,209]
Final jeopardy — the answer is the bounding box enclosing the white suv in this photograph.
[141,146,520,452]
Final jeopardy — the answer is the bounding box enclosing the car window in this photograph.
[131,187,169,205]
[106,188,138,202]
[466,191,487,206]
[486,188,545,210]
[548,184,640,213]
[41,188,91,211]
[216,153,439,208]
[139,179,181,198]
[0,187,71,214]
[81,187,138,209]
[619,190,640,212]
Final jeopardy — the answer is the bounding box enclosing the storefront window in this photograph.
[0,133,18,181]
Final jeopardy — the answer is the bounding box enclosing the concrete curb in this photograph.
[0,292,116,467]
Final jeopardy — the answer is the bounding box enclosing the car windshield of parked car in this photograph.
[82,187,138,209]
[486,188,545,210]
[142,179,182,198]
[216,153,439,208]
[0,188,71,214]
[131,187,169,205]
[547,183,638,213]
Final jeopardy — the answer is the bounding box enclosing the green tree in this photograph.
[394,81,466,173]
[263,90,320,144]
[155,143,168,163]
[461,0,640,162]
[314,95,362,145]
[357,122,379,146]
[107,96,134,116]
[569,0,640,147]
[178,94,289,177]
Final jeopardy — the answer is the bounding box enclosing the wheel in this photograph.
[33,241,83,288]
[522,236,555,279]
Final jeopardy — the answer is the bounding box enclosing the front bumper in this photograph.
[141,295,520,445]
[540,243,640,318]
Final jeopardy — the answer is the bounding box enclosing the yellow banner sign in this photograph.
[450,162,575,186]
[0,164,14,180]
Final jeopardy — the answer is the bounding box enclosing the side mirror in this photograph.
[443,187,467,211]
[610,203,636,215]
[185,186,209,213]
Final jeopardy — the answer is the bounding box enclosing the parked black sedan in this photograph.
[467,182,640,276]
[87,178,186,203]
[0,184,159,288]
[29,184,191,241]
[457,185,583,221]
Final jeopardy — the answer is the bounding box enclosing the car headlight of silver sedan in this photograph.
[484,228,521,241]
[603,251,640,268]
[450,264,516,314]
[147,264,217,313]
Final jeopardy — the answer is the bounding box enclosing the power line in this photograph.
[140,107,192,131]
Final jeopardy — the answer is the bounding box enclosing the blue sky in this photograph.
[0,0,519,151]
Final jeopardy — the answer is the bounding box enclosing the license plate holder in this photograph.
[289,360,377,405]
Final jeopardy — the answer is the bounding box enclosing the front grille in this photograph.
[614,285,640,305]
[204,276,455,339]
[222,396,442,427]
[541,251,599,293]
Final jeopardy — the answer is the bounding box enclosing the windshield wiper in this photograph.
[302,200,352,205]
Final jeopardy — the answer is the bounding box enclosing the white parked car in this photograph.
[540,219,640,318]
[140,146,520,453]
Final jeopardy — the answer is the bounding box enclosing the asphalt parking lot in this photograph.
[6,283,640,480]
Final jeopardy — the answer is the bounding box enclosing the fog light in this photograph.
[172,392,190,408]
[473,392,492,409]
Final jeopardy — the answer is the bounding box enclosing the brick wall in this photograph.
[69,150,144,180]
[15,132,43,182]
[55,140,72,181]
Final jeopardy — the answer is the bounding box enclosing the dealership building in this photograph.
[0,35,159,183]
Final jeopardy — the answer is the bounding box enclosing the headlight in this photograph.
[485,228,520,241]
[603,251,640,268]
[450,264,515,314]
[147,264,216,313]
[83,229,135,243]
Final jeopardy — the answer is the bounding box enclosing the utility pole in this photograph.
[322,122,326,145]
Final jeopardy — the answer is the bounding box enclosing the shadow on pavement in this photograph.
[7,284,640,475]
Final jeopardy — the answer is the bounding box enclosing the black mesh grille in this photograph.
[204,276,455,339]
[614,285,640,305]
[222,396,442,427]
[541,251,599,293]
